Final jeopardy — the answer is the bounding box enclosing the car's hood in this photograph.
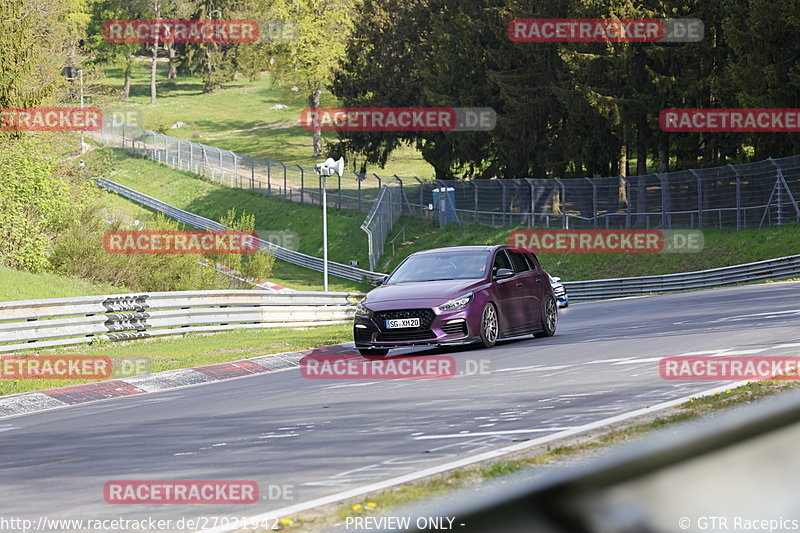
[364,279,485,308]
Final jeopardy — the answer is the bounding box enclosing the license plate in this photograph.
[385,318,420,329]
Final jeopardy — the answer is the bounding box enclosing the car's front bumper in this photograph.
[353,306,480,350]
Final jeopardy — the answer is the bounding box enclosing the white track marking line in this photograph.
[717,349,770,356]
[678,349,732,356]
[585,358,635,364]
[612,357,663,365]
[413,427,575,440]
[774,343,800,349]
[196,379,752,533]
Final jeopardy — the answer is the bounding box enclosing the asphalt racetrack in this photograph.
[1,281,799,531]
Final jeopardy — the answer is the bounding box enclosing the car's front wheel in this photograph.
[359,348,388,359]
[479,302,499,348]
[535,295,558,338]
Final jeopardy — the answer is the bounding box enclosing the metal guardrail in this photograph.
[94,178,387,283]
[0,290,363,353]
[563,254,800,301]
[95,178,799,300]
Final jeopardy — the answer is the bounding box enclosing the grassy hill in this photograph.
[88,147,800,288]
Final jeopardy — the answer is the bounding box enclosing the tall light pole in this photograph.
[313,157,344,292]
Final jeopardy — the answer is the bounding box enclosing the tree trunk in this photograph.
[167,43,177,79]
[657,133,668,173]
[308,85,322,158]
[636,116,647,176]
[149,0,161,104]
[122,57,132,101]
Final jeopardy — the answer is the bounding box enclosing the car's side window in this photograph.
[492,250,512,273]
[508,251,531,273]
[525,252,540,271]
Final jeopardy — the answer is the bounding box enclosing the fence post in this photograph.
[586,177,598,229]
[656,173,668,229]
[690,169,703,229]
[338,172,342,209]
[357,173,362,211]
[526,178,535,228]
[624,176,631,229]
[498,180,508,227]
[473,181,479,223]
[298,165,304,203]
[554,178,567,229]
[267,160,271,194]
[727,164,742,230]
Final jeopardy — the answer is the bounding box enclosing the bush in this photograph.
[0,138,81,272]
[50,209,226,292]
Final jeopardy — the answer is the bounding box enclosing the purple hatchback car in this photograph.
[353,245,558,357]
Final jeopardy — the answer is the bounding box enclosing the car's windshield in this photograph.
[387,251,490,283]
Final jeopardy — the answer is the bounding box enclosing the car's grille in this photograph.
[375,330,436,342]
[441,320,468,336]
[373,309,435,332]
[354,328,372,343]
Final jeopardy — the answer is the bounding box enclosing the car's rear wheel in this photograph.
[479,302,499,348]
[535,295,558,338]
[359,348,388,359]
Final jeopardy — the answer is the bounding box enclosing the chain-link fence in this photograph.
[93,119,800,268]
[361,185,403,272]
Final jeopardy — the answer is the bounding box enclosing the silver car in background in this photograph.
[549,275,568,308]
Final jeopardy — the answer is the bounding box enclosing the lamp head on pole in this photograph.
[314,157,344,177]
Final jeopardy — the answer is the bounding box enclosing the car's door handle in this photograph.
[515,282,523,288]
[536,277,542,282]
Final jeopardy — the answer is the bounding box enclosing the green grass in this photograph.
[89,147,371,292]
[2,323,352,397]
[95,59,435,178]
[0,266,127,301]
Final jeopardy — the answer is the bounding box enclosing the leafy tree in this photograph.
[269,0,359,157]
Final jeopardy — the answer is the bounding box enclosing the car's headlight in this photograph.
[437,293,473,312]
[355,300,372,316]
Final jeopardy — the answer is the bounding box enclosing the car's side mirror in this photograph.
[494,268,514,280]
[380,275,389,285]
